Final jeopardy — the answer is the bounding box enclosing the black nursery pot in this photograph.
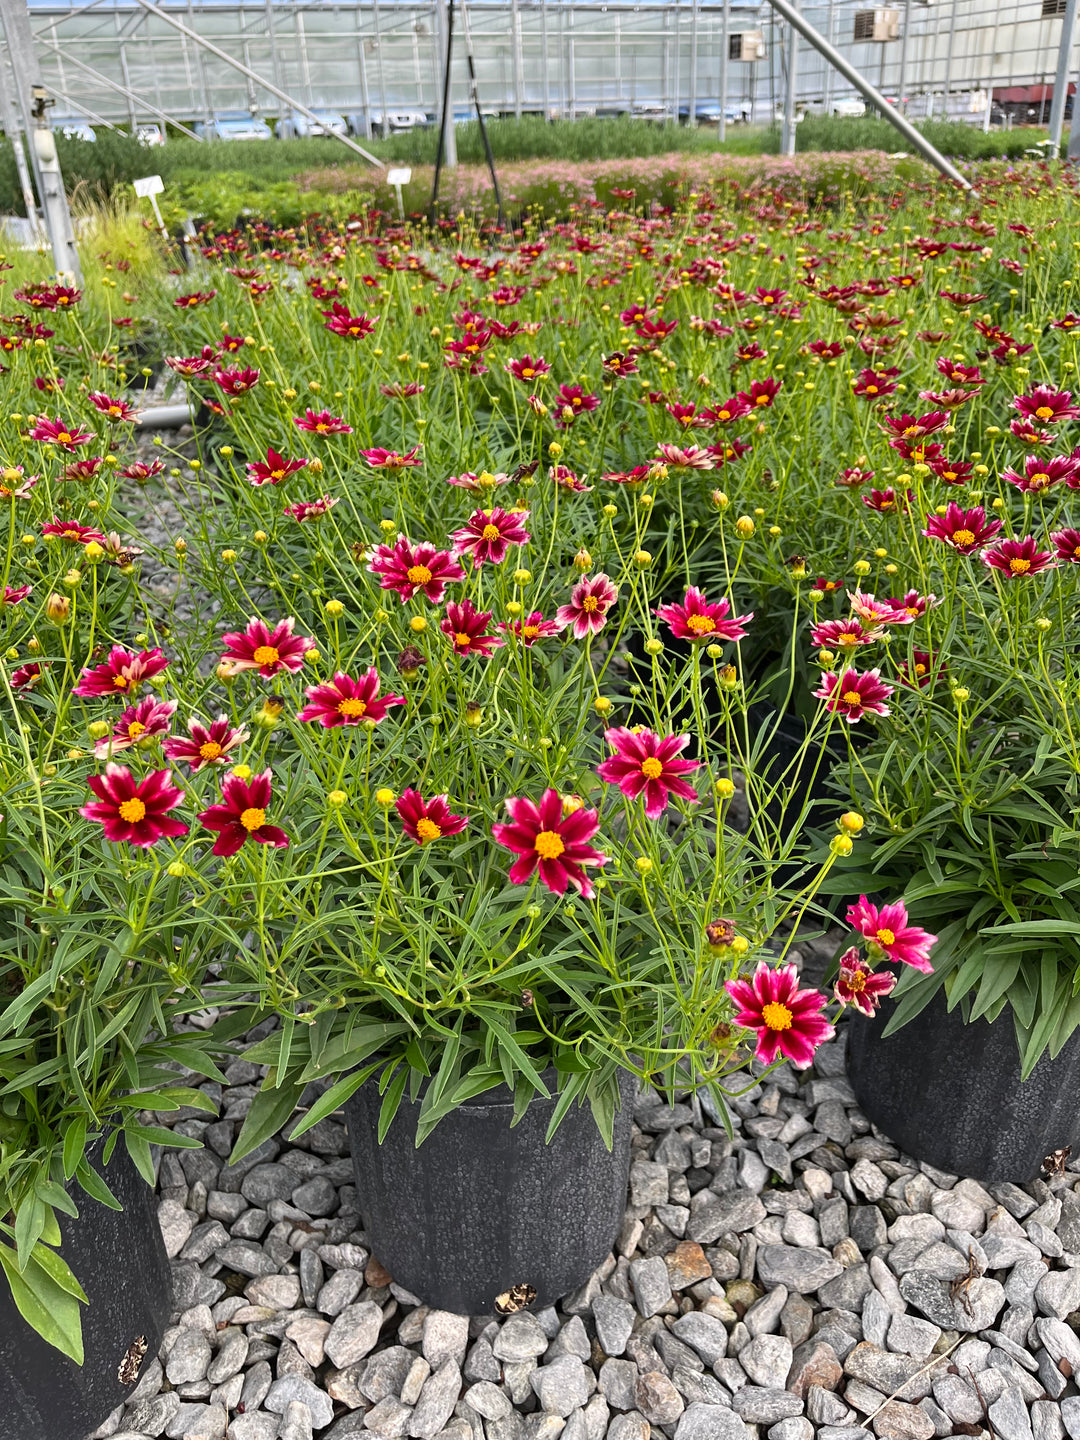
[346,1071,635,1315]
[0,1139,172,1440]
[847,990,1080,1183]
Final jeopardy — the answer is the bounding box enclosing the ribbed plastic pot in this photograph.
[846,990,1080,1183]
[0,1138,172,1440]
[346,1071,634,1315]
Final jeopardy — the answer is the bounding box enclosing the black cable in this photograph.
[430,0,455,221]
[464,41,505,229]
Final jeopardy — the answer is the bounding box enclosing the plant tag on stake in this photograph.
[386,168,412,222]
[133,175,167,239]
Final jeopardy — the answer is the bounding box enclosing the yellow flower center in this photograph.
[687,614,715,633]
[415,817,442,842]
[118,798,146,823]
[761,1001,793,1031]
[641,756,664,779]
[1009,557,1030,573]
[1031,474,1050,487]
[338,697,367,716]
[522,367,534,378]
[846,969,867,991]
[199,740,223,760]
[521,625,540,639]
[253,645,279,665]
[1036,405,1054,419]
[952,529,975,547]
[113,675,129,688]
[240,807,265,831]
[755,395,769,406]
[271,469,285,480]
[866,385,878,395]
[876,927,896,946]
[127,721,146,739]
[535,830,566,860]
[407,564,433,585]
[915,663,927,675]
[842,690,864,706]
[582,595,599,612]
[316,422,329,432]
[453,632,472,648]
[57,432,72,444]
[718,409,731,420]
[481,524,500,541]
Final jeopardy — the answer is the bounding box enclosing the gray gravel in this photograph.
[88,944,1080,1440]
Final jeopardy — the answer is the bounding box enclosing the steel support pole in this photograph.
[436,0,457,165]
[944,0,958,99]
[688,0,698,126]
[540,0,550,117]
[762,0,972,188]
[0,0,80,280]
[263,0,284,116]
[898,0,912,112]
[823,0,834,111]
[567,6,575,119]
[372,0,388,134]
[719,0,729,139]
[781,3,798,154]
[1,54,39,228]
[1049,0,1080,151]
[118,32,138,129]
[510,0,523,117]
[356,10,372,138]
[129,0,383,165]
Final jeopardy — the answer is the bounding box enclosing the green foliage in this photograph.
[796,114,1049,160]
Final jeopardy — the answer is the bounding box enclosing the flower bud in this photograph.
[593,696,612,714]
[83,541,104,562]
[952,687,970,704]
[830,833,854,857]
[562,794,584,815]
[839,811,864,834]
[634,550,653,568]
[375,788,396,807]
[730,935,749,955]
[573,548,592,571]
[328,790,347,806]
[718,665,738,689]
[410,615,427,633]
[231,764,252,780]
[254,695,285,730]
[464,702,484,728]
[715,777,735,799]
[45,593,70,624]
[808,588,824,603]
[735,516,755,538]
[635,856,653,874]
[513,569,532,585]
[325,599,345,617]
[87,720,110,740]
[853,559,871,576]
[711,490,729,509]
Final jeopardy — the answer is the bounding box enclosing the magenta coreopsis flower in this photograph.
[29,416,93,451]
[922,502,1002,555]
[0,467,37,501]
[1,584,30,608]
[94,696,178,759]
[88,392,139,423]
[862,488,910,514]
[118,459,165,482]
[1002,454,1080,493]
[163,716,249,772]
[847,895,937,973]
[360,446,422,470]
[655,443,715,470]
[322,301,377,340]
[724,962,834,1069]
[887,589,938,621]
[283,495,338,523]
[441,598,504,657]
[212,365,260,396]
[554,384,600,427]
[198,769,289,857]
[293,408,352,434]
[446,469,511,491]
[848,590,913,627]
[492,788,607,899]
[596,727,700,820]
[879,410,949,441]
[814,667,893,724]
[369,537,465,604]
[297,668,405,727]
[395,789,468,846]
[655,586,752,643]
[165,355,212,379]
[497,610,566,646]
[219,617,314,678]
[1013,385,1080,425]
[833,947,897,1017]
[556,574,619,640]
[80,765,188,847]
[42,517,107,547]
[450,507,531,568]
[73,645,170,698]
[246,447,308,486]
[507,354,551,383]
[1051,528,1080,563]
[982,536,1056,579]
[11,661,44,691]
[810,618,881,649]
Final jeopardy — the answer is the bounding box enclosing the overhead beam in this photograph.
[35,35,204,140]
[762,0,972,190]
[128,0,384,168]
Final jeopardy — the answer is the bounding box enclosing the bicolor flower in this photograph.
[814,667,893,724]
[297,669,405,727]
[395,789,468,846]
[725,962,834,1069]
[655,587,752,643]
[73,645,170,698]
[596,727,699,820]
[198,770,289,856]
[556,574,619,640]
[450,507,531,568]
[846,895,937,973]
[492,788,607,899]
[833,947,897,1016]
[369,538,465,604]
[219,617,314,678]
[80,765,188,847]
[164,716,249,772]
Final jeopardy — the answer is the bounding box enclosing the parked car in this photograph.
[678,100,752,126]
[135,124,166,147]
[277,109,348,140]
[59,121,96,142]
[348,108,429,138]
[192,111,273,142]
[830,96,866,118]
[630,103,674,123]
